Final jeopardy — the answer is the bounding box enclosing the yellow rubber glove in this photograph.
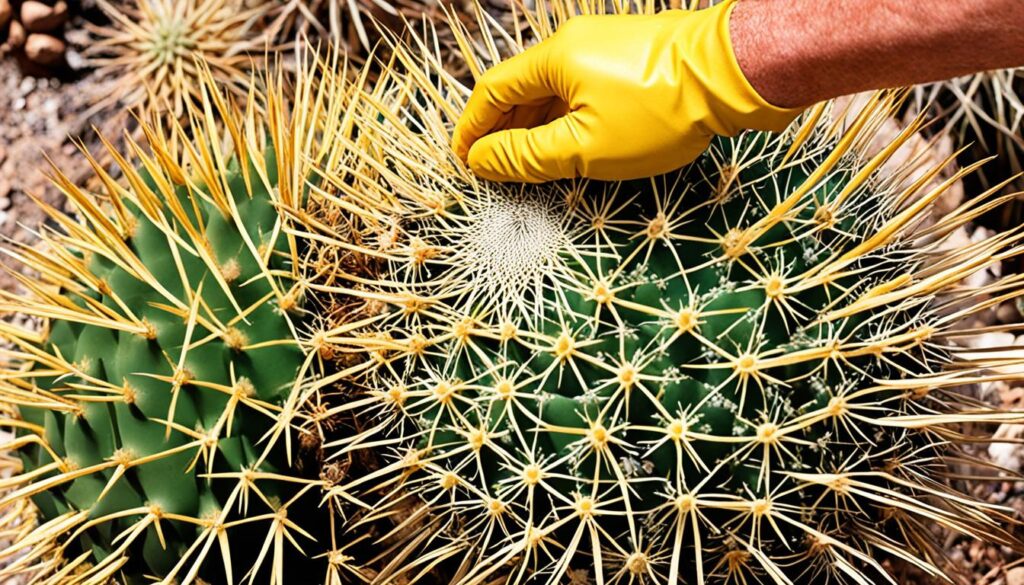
[452,0,802,183]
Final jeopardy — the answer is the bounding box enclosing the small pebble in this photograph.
[6,19,26,49]
[20,1,68,33]
[64,27,89,47]
[19,76,36,95]
[0,0,12,29]
[65,48,86,70]
[999,301,1023,323]
[25,33,66,66]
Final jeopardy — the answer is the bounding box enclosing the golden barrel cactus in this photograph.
[299,4,1024,583]
[0,59,385,584]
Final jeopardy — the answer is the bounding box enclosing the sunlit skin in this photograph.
[734,0,1024,108]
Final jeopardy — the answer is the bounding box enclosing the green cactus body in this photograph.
[16,154,315,581]
[362,127,923,582]
[0,60,394,583]
[320,29,1024,578]
[0,82,369,581]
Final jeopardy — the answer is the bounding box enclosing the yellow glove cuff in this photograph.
[695,0,803,135]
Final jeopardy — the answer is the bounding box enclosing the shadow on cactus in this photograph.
[0,61,379,583]
[304,5,1024,584]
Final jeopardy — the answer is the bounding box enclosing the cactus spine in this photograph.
[299,5,1024,584]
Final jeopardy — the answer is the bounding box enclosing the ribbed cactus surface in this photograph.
[0,72,368,584]
[1,3,1023,583]
[300,8,1024,582]
[404,137,880,497]
[16,157,309,581]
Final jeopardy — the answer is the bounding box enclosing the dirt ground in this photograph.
[2,10,1024,585]
[0,27,122,291]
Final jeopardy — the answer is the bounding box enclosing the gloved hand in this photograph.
[452,0,803,183]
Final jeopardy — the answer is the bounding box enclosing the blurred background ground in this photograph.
[0,0,118,292]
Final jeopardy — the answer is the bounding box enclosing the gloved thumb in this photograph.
[466,113,584,183]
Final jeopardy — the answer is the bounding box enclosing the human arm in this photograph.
[734,0,1024,108]
[453,0,1024,183]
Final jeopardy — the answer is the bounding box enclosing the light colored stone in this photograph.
[961,227,1002,290]
[20,0,68,33]
[18,75,35,95]
[0,0,12,30]
[6,18,26,49]
[989,424,1024,472]
[1007,566,1024,585]
[65,47,85,70]
[979,379,1009,401]
[24,33,65,65]
[962,331,1017,349]
[998,302,1022,324]
[955,332,1024,376]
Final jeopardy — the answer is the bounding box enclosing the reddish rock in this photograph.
[0,0,12,31]
[24,33,64,65]
[20,1,68,33]
[6,19,26,49]
[998,301,1022,323]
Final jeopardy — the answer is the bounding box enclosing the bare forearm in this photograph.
[731,0,1024,108]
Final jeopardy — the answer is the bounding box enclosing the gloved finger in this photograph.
[504,98,568,132]
[485,101,555,139]
[453,42,557,162]
[466,112,584,183]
